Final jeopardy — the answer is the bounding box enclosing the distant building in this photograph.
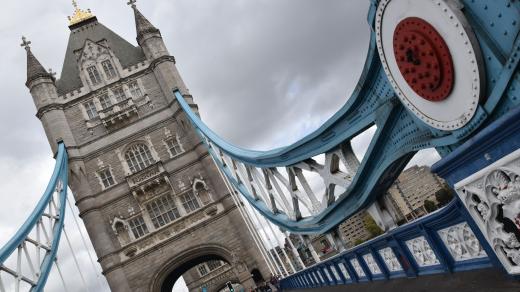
[338,165,446,247]
[338,210,372,248]
[309,234,339,261]
[387,165,445,221]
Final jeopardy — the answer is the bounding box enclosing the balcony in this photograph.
[126,162,171,201]
[98,98,138,127]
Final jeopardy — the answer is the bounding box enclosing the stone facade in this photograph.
[337,166,445,247]
[338,210,372,248]
[387,165,445,221]
[24,4,268,292]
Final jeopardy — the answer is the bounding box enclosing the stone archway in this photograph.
[150,243,253,292]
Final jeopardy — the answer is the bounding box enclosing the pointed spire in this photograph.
[128,0,160,43]
[21,36,53,86]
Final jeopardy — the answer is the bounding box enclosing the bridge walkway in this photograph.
[283,267,520,292]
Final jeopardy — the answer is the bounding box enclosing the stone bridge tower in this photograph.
[23,2,268,291]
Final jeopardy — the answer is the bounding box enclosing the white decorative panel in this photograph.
[330,265,341,281]
[338,262,351,280]
[455,149,520,275]
[350,258,366,277]
[378,247,403,272]
[362,253,382,275]
[304,275,311,285]
[438,222,487,261]
[312,271,319,284]
[406,236,440,267]
[317,270,325,283]
[323,267,333,282]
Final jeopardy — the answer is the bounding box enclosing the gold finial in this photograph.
[20,36,32,51]
[68,0,95,26]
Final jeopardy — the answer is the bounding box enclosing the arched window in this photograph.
[125,143,155,173]
[194,181,211,205]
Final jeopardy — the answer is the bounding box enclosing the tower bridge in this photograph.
[1,0,520,291]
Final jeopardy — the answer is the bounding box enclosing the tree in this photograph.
[363,213,384,238]
[435,185,455,206]
[354,238,365,246]
[424,199,437,213]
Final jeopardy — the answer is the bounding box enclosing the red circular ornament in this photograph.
[393,17,454,102]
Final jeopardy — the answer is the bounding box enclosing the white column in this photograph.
[302,235,321,264]
[367,201,397,232]
[265,218,296,274]
[285,232,306,270]
[249,205,289,276]
[331,228,347,252]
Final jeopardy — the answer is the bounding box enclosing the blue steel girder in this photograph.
[176,0,520,234]
[0,143,68,291]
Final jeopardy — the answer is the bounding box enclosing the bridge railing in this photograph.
[279,200,493,290]
[0,143,68,292]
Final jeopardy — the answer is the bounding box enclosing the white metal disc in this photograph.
[375,0,484,130]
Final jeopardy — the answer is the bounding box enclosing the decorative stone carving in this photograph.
[193,178,212,205]
[124,246,137,257]
[437,222,487,261]
[454,150,520,275]
[126,162,172,202]
[111,217,131,245]
[378,247,403,272]
[362,253,382,275]
[204,205,218,216]
[118,203,223,261]
[350,258,365,277]
[98,97,138,127]
[405,236,440,267]
[163,127,172,138]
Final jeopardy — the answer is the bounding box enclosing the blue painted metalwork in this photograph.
[279,200,493,290]
[175,0,520,233]
[0,143,68,292]
[431,97,520,278]
[432,105,520,187]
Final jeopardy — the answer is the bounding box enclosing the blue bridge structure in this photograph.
[1,0,520,291]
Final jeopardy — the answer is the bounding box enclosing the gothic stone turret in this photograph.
[23,37,76,151]
[23,3,268,292]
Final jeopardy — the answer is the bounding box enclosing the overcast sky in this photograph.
[0,0,440,291]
